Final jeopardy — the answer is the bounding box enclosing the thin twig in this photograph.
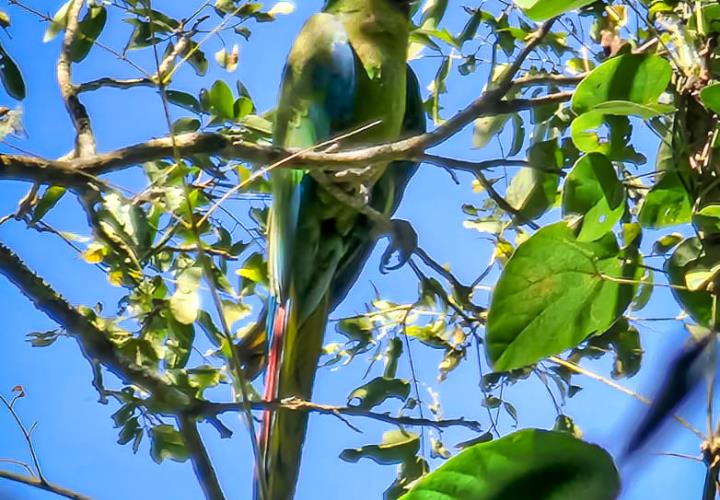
[473,169,540,230]
[195,397,484,432]
[0,395,45,483]
[473,331,500,437]
[0,458,34,476]
[420,154,533,173]
[399,307,426,455]
[547,356,704,439]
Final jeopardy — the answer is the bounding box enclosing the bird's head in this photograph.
[325,0,417,18]
[389,0,414,16]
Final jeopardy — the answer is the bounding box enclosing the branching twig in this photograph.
[0,91,573,187]
[0,458,34,476]
[420,155,529,173]
[473,169,541,230]
[177,414,226,500]
[195,397,484,433]
[0,242,197,409]
[0,394,45,483]
[56,0,96,158]
[0,392,91,500]
[0,469,91,500]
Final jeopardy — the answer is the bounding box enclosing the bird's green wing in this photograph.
[330,66,426,308]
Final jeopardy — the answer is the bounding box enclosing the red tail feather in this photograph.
[260,304,286,451]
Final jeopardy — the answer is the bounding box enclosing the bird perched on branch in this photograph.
[258,0,424,498]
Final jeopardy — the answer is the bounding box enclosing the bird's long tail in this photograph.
[260,299,286,451]
[257,294,330,500]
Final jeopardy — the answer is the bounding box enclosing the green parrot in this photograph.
[259,1,423,498]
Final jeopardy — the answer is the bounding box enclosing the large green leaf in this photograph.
[638,172,692,228]
[562,153,625,242]
[570,114,645,162]
[69,5,106,62]
[514,0,597,21]
[700,83,720,115]
[400,429,620,500]
[694,204,720,235]
[506,139,562,221]
[208,80,235,121]
[486,221,638,371]
[569,101,672,159]
[572,54,672,114]
[665,237,715,327]
[569,51,672,160]
[0,43,25,100]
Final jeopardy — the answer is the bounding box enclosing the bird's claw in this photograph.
[379,219,417,273]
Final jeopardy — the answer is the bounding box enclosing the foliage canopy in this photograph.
[1,0,720,498]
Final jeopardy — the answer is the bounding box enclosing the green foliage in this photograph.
[571,54,672,114]
[69,5,107,62]
[400,429,620,500]
[0,43,24,100]
[486,222,638,371]
[562,153,625,242]
[700,84,720,114]
[150,425,189,463]
[506,139,562,221]
[340,430,420,465]
[347,377,410,410]
[6,0,720,498]
[666,237,716,326]
[514,0,597,21]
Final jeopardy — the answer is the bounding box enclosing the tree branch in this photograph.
[76,77,154,94]
[0,469,91,500]
[0,242,196,410]
[0,90,572,187]
[195,397,484,433]
[177,414,226,500]
[0,19,565,183]
[511,73,585,88]
[56,0,96,158]
[420,154,529,173]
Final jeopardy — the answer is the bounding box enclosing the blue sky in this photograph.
[0,1,709,499]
